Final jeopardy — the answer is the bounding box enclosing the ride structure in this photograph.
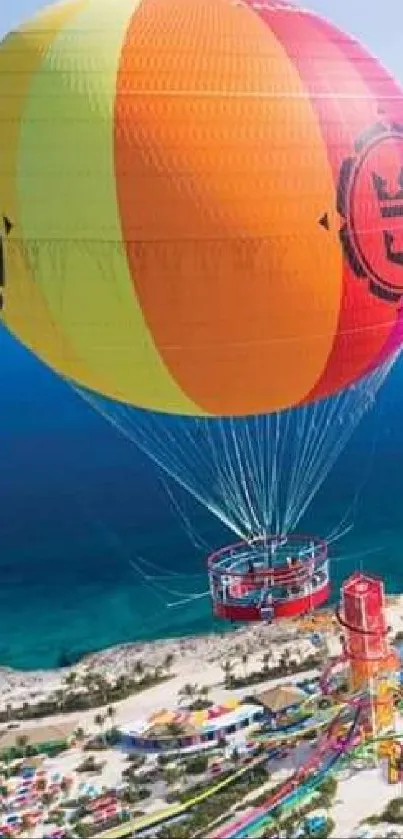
[208,534,330,623]
[337,572,399,734]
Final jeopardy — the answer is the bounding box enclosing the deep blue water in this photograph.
[1,327,403,670]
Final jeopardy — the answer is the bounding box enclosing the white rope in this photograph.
[72,352,398,542]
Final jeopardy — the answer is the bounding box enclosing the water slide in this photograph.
[227,651,398,839]
[243,730,403,839]
[320,653,347,695]
[99,657,390,839]
[213,699,365,839]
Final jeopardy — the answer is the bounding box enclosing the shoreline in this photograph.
[0,611,329,714]
[0,594,401,720]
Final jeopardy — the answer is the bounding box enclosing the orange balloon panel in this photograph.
[1,0,403,415]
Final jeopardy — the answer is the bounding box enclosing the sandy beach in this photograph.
[0,615,326,740]
[1,594,402,713]
[0,616,318,710]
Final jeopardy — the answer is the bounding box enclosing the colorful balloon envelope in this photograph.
[1,0,403,417]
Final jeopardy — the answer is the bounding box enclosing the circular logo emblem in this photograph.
[338,123,403,302]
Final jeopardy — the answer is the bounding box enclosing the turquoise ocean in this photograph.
[1,329,403,671]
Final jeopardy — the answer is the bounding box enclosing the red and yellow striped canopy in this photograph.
[1,0,403,416]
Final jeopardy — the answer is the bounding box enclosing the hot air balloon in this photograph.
[1,0,403,623]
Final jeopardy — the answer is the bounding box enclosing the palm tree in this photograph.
[164,652,175,674]
[199,685,210,702]
[178,683,198,706]
[1,749,13,779]
[133,660,145,680]
[54,689,65,712]
[94,713,105,744]
[279,648,292,672]
[93,674,109,705]
[73,727,86,747]
[262,652,271,674]
[106,705,116,736]
[166,721,184,738]
[16,734,29,756]
[64,671,78,689]
[82,672,96,694]
[231,746,241,766]
[115,674,129,694]
[221,660,234,688]
[163,764,182,787]
[241,652,249,679]
[154,665,163,680]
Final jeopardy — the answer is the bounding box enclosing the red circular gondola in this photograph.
[208,534,330,623]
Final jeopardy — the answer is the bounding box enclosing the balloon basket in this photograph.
[208,534,329,623]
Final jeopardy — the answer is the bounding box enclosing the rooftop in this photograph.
[0,720,77,751]
[255,684,306,713]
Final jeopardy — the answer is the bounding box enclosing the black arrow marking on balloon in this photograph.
[0,215,13,311]
[318,213,330,230]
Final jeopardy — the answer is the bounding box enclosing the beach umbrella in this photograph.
[1,0,403,539]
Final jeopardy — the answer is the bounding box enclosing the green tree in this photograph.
[221,660,234,688]
[106,705,116,730]
[133,660,145,680]
[262,652,271,674]
[178,683,197,705]
[166,722,184,738]
[231,746,241,766]
[64,671,78,689]
[15,734,29,756]
[93,674,109,704]
[164,652,175,673]
[94,713,105,743]
[241,652,249,679]
[54,689,65,712]
[74,726,86,746]
[163,765,182,787]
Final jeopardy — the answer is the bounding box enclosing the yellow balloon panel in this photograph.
[2,0,200,414]
[0,0,96,387]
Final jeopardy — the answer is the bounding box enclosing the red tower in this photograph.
[338,572,398,730]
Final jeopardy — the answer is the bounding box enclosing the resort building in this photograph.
[119,700,265,753]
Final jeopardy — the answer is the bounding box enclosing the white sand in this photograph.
[330,763,401,836]
[0,614,323,719]
[2,592,401,711]
[1,591,402,731]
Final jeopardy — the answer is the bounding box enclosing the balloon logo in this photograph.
[338,122,403,302]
